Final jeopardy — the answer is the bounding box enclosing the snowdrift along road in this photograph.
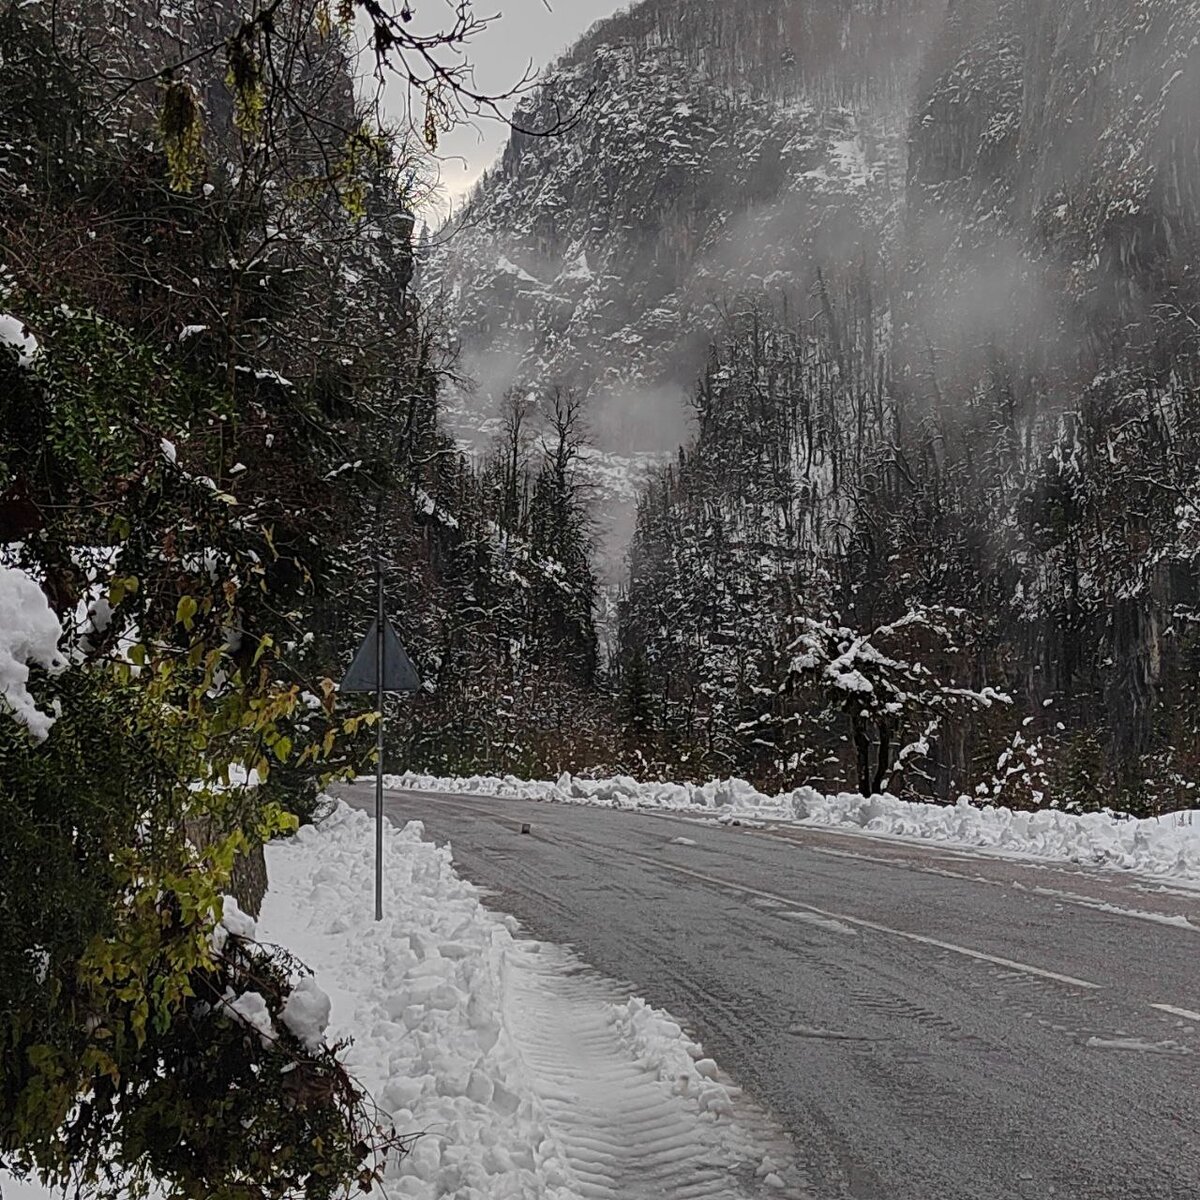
[386,771,1200,885]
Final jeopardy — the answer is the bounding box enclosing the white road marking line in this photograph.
[391,791,1200,1023]
[807,847,1200,932]
[631,853,1102,991]
[1149,1003,1200,1022]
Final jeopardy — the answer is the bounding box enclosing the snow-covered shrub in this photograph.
[0,307,394,1199]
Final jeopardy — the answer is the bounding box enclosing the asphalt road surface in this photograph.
[342,784,1200,1200]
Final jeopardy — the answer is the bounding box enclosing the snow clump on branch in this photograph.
[0,566,66,740]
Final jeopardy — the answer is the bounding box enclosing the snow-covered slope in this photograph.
[424,0,947,585]
[427,0,932,496]
[436,0,1200,433]
[0,565,65,741]
[430,0,1200,619]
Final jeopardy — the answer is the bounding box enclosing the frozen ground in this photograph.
[385,772,1200,885]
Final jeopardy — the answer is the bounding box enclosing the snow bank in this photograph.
[0,566,65,740]
[385,771,1200,883]
[260,802,758,1198]
[260,803,581,1198]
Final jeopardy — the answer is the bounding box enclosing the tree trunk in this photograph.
[872,721,892,796]
[849,708,871,795]
[186,817,269,918]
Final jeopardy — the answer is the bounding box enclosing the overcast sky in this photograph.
[375,0,629,213]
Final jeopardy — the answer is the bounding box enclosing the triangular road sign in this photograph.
[340,618,421,693]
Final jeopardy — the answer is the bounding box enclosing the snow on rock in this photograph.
[0,566,65,741]
[557,250,593,283]
[0,312,39,367]
[258,800,792,1198]
[495,254,542,287]
[385,771,1200,884]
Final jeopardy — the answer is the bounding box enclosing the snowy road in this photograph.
[345,783,1200,1200]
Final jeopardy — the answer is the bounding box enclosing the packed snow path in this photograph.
[344,783,1200,1200]
[504,941,796,1199]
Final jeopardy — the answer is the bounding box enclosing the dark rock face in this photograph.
[902,0,1200,409]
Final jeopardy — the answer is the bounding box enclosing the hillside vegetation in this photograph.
[438,0,1200,814]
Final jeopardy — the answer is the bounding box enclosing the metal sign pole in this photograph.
[375,558,384,922]
[338,558,420,928]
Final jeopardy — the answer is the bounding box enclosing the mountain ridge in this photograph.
[429,0,935,457]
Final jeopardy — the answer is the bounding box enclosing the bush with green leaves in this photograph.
[0,303,392,1198]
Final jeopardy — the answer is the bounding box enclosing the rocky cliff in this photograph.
[430,0,1200,581]
[430,0,944,455]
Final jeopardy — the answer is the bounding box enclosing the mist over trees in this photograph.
[438,0,1200,816]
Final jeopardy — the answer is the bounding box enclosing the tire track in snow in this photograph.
[502,940,807,1199]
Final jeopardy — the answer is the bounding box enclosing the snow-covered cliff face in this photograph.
[900,0,1200,420]
[429,0,941,455]
[430,0,1199,578]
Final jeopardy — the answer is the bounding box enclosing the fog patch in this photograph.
[588,382,693,456]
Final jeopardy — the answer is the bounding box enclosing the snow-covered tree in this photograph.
[783,611,1010,796]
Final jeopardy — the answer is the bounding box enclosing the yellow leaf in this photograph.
[107,575,139,606]
[252,633,274,666]
[176,595,199,630]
